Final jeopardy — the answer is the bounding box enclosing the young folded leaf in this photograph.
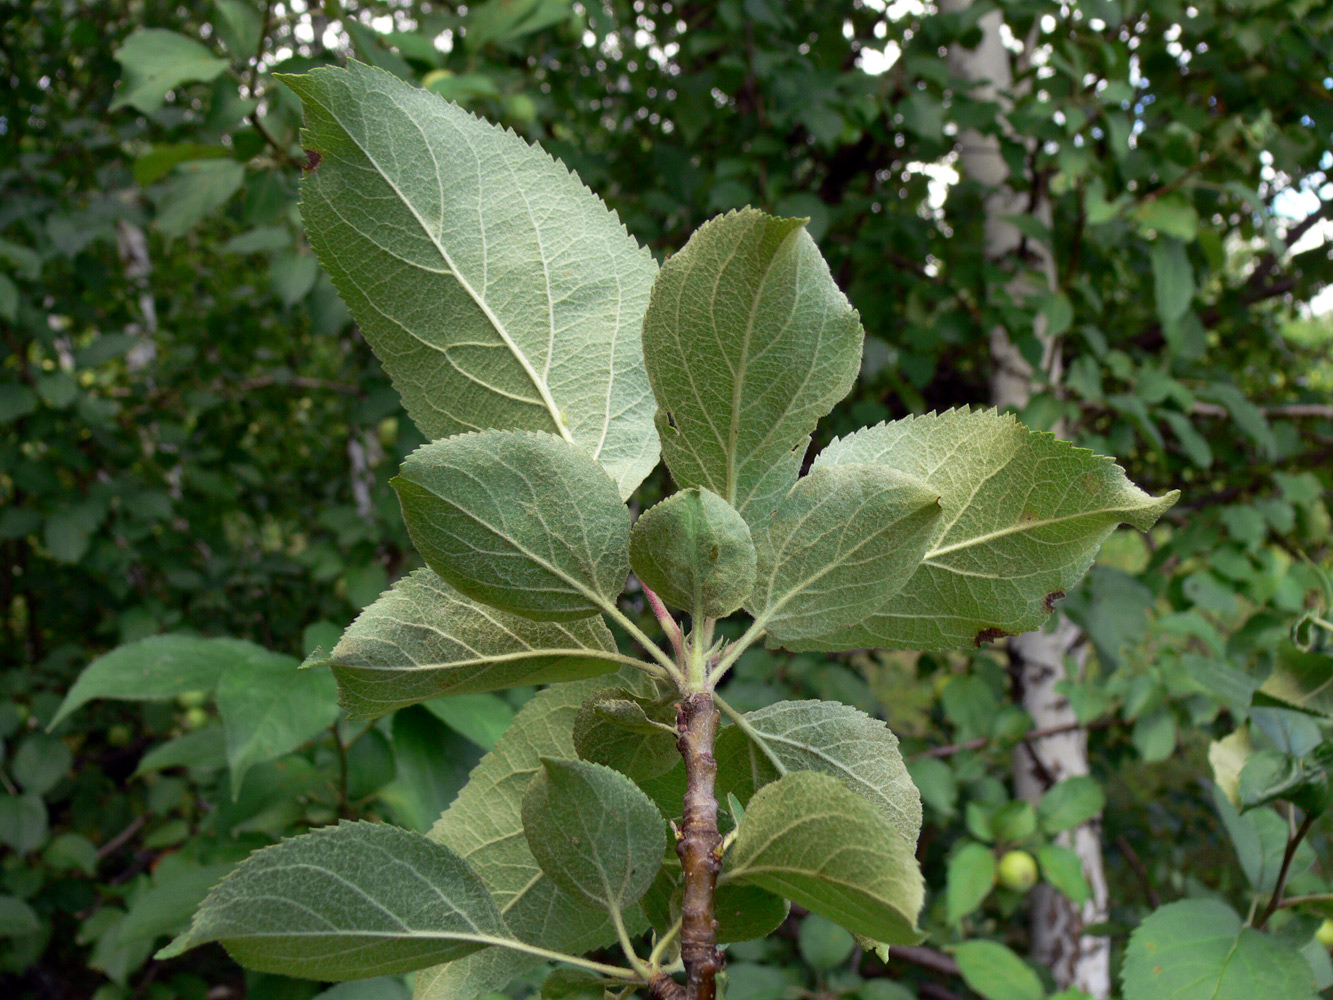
[713,699,921,846]
[280,62,660,498]
[157,821,510,981]
[788,409,1180,651]
[746,464,942,643]
[722,771,925,945]
[320,569,625,719]
[521,758,666,913]
[393,430,630,621]
[641,208,863,528]
[572,686,681,783]
[630,488,756,618]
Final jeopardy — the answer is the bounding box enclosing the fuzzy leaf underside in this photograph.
[747,464,942,642]
[283,62,660,498]
[714,700,922,847]
[157,822,509,981]
[324,569,621,719]
[394,430,630,622]
[786,409,1180,652]
[723,771,924,945]
[421,673,648,1000]
[642,208,863,527]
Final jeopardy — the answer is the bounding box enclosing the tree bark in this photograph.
[676,692,723,1000]
[941,4,1111,995]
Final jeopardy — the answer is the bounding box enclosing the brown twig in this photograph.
[911,719,1100,759]
[676,693,723,1000]
[1255,811,1316,929]
[95,815,146,861]
[1114,835,1161,909]
[887,945,961,977]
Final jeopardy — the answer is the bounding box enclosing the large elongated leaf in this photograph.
[216,649,339,797]
[51,635,293,728]
[158,822,511,981]
[421,674,643,1000]
[282,63,659,498]
[722,771,924,945]
[521,759,665,912]
[1122,899,1319,1000]
[393,431,630,621]
[746,465,941,643]
[641,208,863,527]
[714,700,921,846]
[321,569,624,718]
[787,410,1179,651]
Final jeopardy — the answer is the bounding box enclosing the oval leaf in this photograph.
[323,569,624,719]
[572,687,681,783]
[722,771,924,945]
[281,63,660,498]
[747,464,941,643]
[642,208,864,527]
[393,430,630,621]
[953,941,1044,1000]
[521,758,665,913]
[158,821,511,981]
[630,488,756,617]
[788,409,1179,651]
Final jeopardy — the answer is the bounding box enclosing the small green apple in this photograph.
[1316,918,1333,948]
[106,724,133,747]
[182,707,209,730]
[176,690,208,709]
[997,849,1039,893]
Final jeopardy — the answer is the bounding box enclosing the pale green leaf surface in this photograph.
[953,941,1045,1000]
[52,635,293,728]
[0,896,39,937]
[521,759,665,912]
[722,771,924,944]
[1036,845,1091,905]
[421,674,645,1000]
[1037,776,1106,834]
[324,569,623,718]
[641,208,863,527]
[158,821,511,981]
[153,160,245,239]
[572,687,680,783]
[217,650,340,797]
[393,431,630,621]
[1122,899,1319,1000]
[282,62,660,498]
[111,29,229,113]
[1259,645,1333,718]
[713,699,921,846]
[787,410,1179,651]
[629,488,756,617]
[945,842,996,925]
[747,464,941,643]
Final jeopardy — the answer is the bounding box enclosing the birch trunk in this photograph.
[940,4,1110,994]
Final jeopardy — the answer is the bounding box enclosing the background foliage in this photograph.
[1,1,1331,998]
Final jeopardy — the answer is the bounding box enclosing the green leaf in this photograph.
[714,699,921,846]
[153,160,245,240]
[393,431,630,622]
[1036,845,1091,904]
[783,410,1179,652]
[0,794,47,855]
[1134,196,1199,241]
[379,708,483,832]
[324,569,623,719]
[0,896,39,937]
[134,725,227,777]
[722,771,924,945]
[748,464,942,643]
[52,635,291,728]
[212,0,264,56]
[521,758,665,913]
[641,208,864,527]
[1037,776,1106,834]
[215,649,339,797]
[158,821,511,980]
[133,143,230,186]
[572,686,680,783]
[281,63,660,498]
[1259,645,1333,718]
[11,733,72,795]
[1208,729,1253,809]
[541,969,606,1000]
[798,913,855,971]
[118,856,236,946]
[643,866,789,945]
[424,693,516,751]
[422,675,641,1000]
[945,842,996,925]
[630,488,756,618]
[954,941,1045,1000]
[110,29,229,113]
[1122,899,1319,1000]
[1151,238,1195,325]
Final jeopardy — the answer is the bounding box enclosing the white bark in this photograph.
[941,4,1110,995]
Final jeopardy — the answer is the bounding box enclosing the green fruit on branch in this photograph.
[1316,918,1333,948]
[996,850,1039,893]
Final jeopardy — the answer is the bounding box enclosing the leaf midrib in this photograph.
[308,84,574,446]
[924,502,1157,562]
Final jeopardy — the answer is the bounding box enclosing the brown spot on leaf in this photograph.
[1044,589,1066,612]
[974,627,1011,647]
[303,149,322,172]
